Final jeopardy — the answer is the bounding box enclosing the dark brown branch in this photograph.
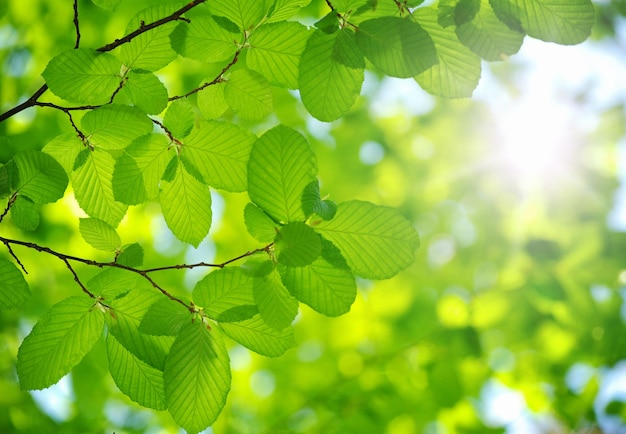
[4,242,27,274]
[0,194,17,224]
[151,118,182,146]
[62,257,95,298]
[73,0,81,49]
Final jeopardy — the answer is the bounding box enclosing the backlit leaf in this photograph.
[79,217,121,252]
[275,222,322,267]
[224,69,272,121]
[208,0,266,30]
[170,16,241,63]
[122,70,169,114]
[253,262,298,330]
[193,267,257,322]
[82,105,152,151]
[244,202,278,243]
[140,298,190,336]
[10,196,39,231]
[197,82,229,119]
[163,99,195,139]
[266,0,312,23]
[0,258,30,309]
[220,315,296,357]
[13,150,68,204]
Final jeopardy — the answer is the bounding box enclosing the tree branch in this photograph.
[73,0,81,49]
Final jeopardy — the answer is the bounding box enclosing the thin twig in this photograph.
[151,118,182,146]
[5,242,27,274]
[62,257,95,298]
[73,0,81,49]
[0,194,17,224]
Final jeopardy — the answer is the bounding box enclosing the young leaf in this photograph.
[17,296,104,390]
[299,29,365,122]
[180,121,257,192]
[170,16,241,63]
[247,22,310,89]
[208,0,266,31]
[42,48,122,104]
[164,322,231,434]
[220,315,296,357]
[163,99,195,139]
[244,203,278,243]
[302,181,337,220]
[13,150,68,204]
[116,243,144,268]
[0,258,30,309]
[197,82,229,120]
[42,132,84,174]
[113,134,171,205]
[253,262,299,330]
[159,158,212,247]
[224,69,272,121]
[414,7,482,98]
[139,298,190,336]
[79,218,122,252]
[10,196,40,231]
[280,240,356,316]
[193,267,257,323]
[87,268,138,300]
[247,125,317,223]
[355,16,437,78]
[122,70,169,114]
[314,200,420,279]
[275,222,322,267]
[72,148,128,227]
[106,333,166,410]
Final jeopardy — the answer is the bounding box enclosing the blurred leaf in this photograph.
[0,258,30,309]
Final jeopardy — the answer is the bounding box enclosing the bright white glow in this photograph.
[30,375,74,422]
[480,379,527,427]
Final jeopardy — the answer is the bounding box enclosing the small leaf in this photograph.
[106,333,166,410]
[266,0,312,23]
[17,297,104,390]
[220,315,296,357]
[314,200,420,279]
[170,16,241,63]
[248,125,317,223]
[139,299,190,336]
[254,262,298,330]
[42,133,83,174]
[208,0,266,30]
[197,82,229,120]
[164,322,231,433]
[163,99,195,139]
[116,243,144,267]
[275,222,322,267]
[11,196,40,231]
[122,70,169,114]
[355,16,437,78]
[193,267,257,323]
[79,218,121,252]
[224,69,272,121]
[0,258,30,309]
[87,268,138,300]
[42,48,122,104]
[299,29,364,121]
[13,150,68,204]
[244,203,278,243]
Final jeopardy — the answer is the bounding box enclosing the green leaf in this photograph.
[42,48,122,104]
[91,0,121,11]
[414,7,482,98]
[122,70,169,114]
[106,333,166,410]
[275,222,322,267]
[280,240,356,316]
[163,99,195,139]
[79,218,121,252]
[42,133,84,174]
[248,125,317,223]
[164,322,230,433]
[116,243,144,267]
[253,262,298,329]
[247,22,310,89]
[10,196,40,231]
[107,287,175,370]
[193,267,257,322]
[208,0,266,30]
[139,298,190,336]
[224,69,272,121]
[455,0,524,60]
[120,5,179,70]
[220,315,296,357]
[314,200,420,279]
[180,121,256,192]
[82,105,153,151]
[299,29,365,122]
[197,82,229,119]
[490,0,594,44]
[159,158,212,247]
[113,134,172,205]
[302,181,337,220]
[0,258,30,309]
[355,16,437,78]
[170,16,240,63]
[244,202,278,243]
[17,296,104,390]
[13,150,68,204]
[266,0,312,23]
[333,0,368,13]
[0,163,15,198]
[87,268,138,300]
[72,149,128,227]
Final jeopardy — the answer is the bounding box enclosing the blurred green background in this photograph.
[2,0,626,433]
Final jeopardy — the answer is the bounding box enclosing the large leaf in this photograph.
[13,150,68,204]
[220,315,296,357]
[224,69,272,121]
[414,7,482,98]
[163,99,195,139]
[17,296,104,390]
[253,262,299,330]
[72,148,128,227]
[490,0,594,44]
[139,298,190,336]
[113,134,172,205]
[314,201,420,279]
[106,333,166,410]
[164,322,231,434]
[266,0,312,23]
[193,267,257,323]
[299,29,365,122]
[170,16,241,63]
[180,121,257,192]
[275,222,322,267]
[42,48,122,104]
[355,16,437,78]
[197,82,229,120]
[208,0,266,30]
[247,125,317,223]
[159,158,212,247]
[82,105,153,151]
[247,21,310,88]
[121,70,169,114]
[79,218,121,252]
[0,258,30,309]
[42,133,84,174]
